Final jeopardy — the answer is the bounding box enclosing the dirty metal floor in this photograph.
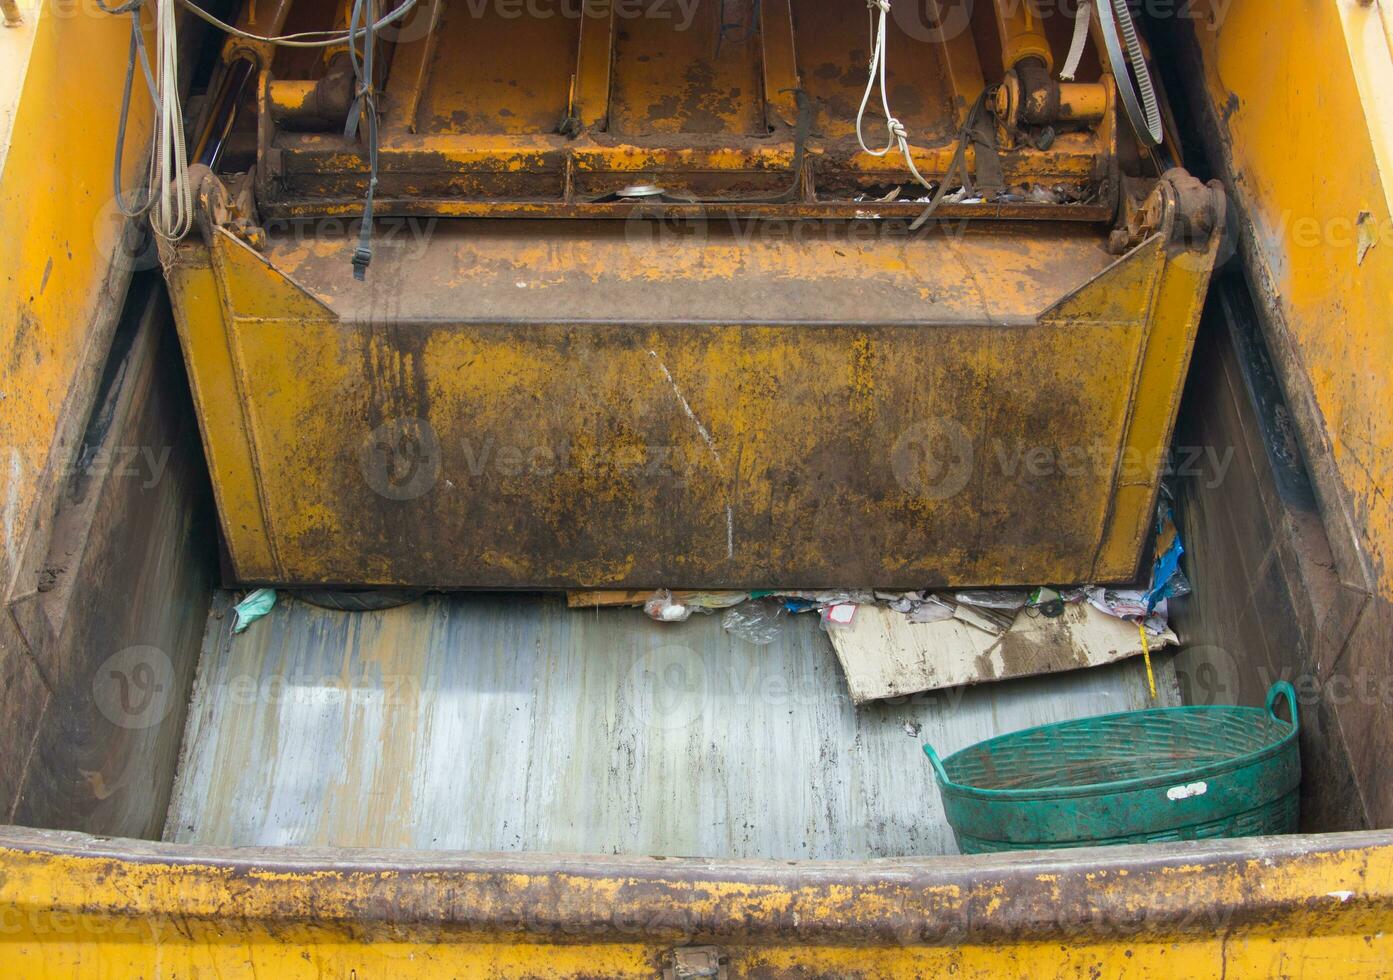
[165,593,1178,858]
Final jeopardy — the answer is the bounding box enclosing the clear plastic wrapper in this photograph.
[644,590,693,622]
[721,599,787,645]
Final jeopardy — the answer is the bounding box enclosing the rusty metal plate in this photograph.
[167,214,1214,588]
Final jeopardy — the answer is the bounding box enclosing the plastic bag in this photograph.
[721,599,787,645]
[644,590,694,622]
[819,602,858,631]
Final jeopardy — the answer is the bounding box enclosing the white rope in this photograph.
[1060,0,1091,81]
[854,0,934,193]
[107,0,419,245]
[148,0,192,240]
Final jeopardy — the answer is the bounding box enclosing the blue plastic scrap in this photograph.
[1143,503,1189,612]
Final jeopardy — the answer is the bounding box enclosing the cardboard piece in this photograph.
[829,601,1176,704]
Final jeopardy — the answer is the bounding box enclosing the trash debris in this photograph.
[780,589,877,607]
[830,601,1178,703]
[907,594,956,623]
[875,589,920,613]
[821,603,859,630]
[1086,586,1149,619]
[1086,499,1191,635]
[569,589,748,610]
[1144,503,1191,612]
[722,598,787,645]
[1027,586,1066,618]
[644,590,697,622]
[954,589,1031,609]
[232,588,276,634]
[573,494,1193,700]
[952,590,1028,634]
[953,602,1011,635]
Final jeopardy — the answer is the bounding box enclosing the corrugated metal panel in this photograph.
[166,593,1178,858]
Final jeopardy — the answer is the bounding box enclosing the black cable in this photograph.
[107,0,156,219]
[346,0,379,280]
[909,86,996,232]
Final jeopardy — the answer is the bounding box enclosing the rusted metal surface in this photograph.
[2,824,1393,975]
[249,0,1117,216]
[164,0,1209,590]
[265,196,1115,222]
[164,204,1218,588]
[4,287,216,838]
[261,130,1112,216]
[1173,0,1393,827]
[165,592,1172,856]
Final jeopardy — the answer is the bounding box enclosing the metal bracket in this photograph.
[664,946,728,980]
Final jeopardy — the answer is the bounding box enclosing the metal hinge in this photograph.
[664,946,728,980]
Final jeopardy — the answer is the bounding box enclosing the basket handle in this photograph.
[1266,681,1299,731]
[923,744,952,785]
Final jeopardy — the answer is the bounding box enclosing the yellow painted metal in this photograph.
[1185,0,1393,827]
[1057,81,1110,123]
[0,3,152,598]
[165,191,1218,588]
[1191,0,1393,605]
[571,0,616,130]
[1,826,1392,975]
[163,234,281,580]
[992,0,1054,71]
[759,0,801,129]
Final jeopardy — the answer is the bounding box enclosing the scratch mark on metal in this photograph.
[649,350,734,559]
[649,350,721,463]
[4,449,20,568]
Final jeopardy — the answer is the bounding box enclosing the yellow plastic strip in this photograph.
[1139,620,1156,701]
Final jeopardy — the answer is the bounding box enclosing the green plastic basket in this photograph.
[924,681,1301,853]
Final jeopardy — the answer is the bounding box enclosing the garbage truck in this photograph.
[0,0,1389,973]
